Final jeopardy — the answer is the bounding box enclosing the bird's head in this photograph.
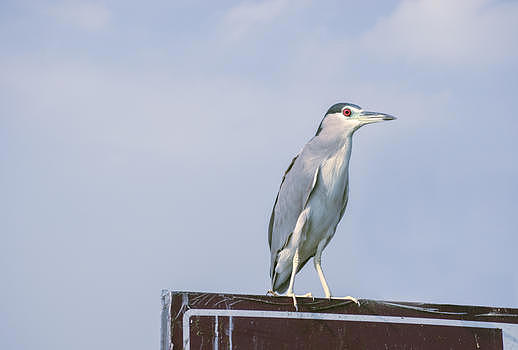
[316,102,396,136]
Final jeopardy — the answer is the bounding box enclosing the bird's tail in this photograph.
[271,269,290,294]
[271,254,312,294]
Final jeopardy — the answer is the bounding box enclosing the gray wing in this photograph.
[268,140,324,277]
[268,155,298,248]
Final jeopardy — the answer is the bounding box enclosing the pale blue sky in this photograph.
[1,1,518,349]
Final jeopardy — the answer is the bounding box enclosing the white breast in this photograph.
[302,139,352,252]
[319,143,351,203]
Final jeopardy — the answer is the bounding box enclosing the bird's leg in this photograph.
[314,240,360,306]
[285,248,313,310]
[286,247,301,310]
[313,240,331,298]
[283,208,313,310]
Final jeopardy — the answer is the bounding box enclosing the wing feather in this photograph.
[268,143,323,277]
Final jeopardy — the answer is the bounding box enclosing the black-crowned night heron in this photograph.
[268,102,396,310]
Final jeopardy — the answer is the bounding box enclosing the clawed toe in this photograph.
[287,293,298,311]
[330,295,360,306]
[266,290,279,296]
[286,292,314,311]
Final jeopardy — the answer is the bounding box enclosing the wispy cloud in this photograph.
[220,0,294,42]
[360,0,518,66]
[49,1,110,32]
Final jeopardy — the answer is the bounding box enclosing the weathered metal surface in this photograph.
[161,291,518,350]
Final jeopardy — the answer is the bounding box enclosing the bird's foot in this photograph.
[286,292,313,311]
[266,290,279,296]
[329,295,361,306]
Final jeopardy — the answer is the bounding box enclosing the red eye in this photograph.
[342,108,352,117]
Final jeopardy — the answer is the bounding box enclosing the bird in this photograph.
[268,102,396,310]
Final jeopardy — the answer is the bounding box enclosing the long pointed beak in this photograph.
[358,110,397,123]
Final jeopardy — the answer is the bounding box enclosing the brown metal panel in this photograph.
[188,317,502,350]
[164,291,518,350]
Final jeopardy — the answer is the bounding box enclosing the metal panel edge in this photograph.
[160,289,172,350]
